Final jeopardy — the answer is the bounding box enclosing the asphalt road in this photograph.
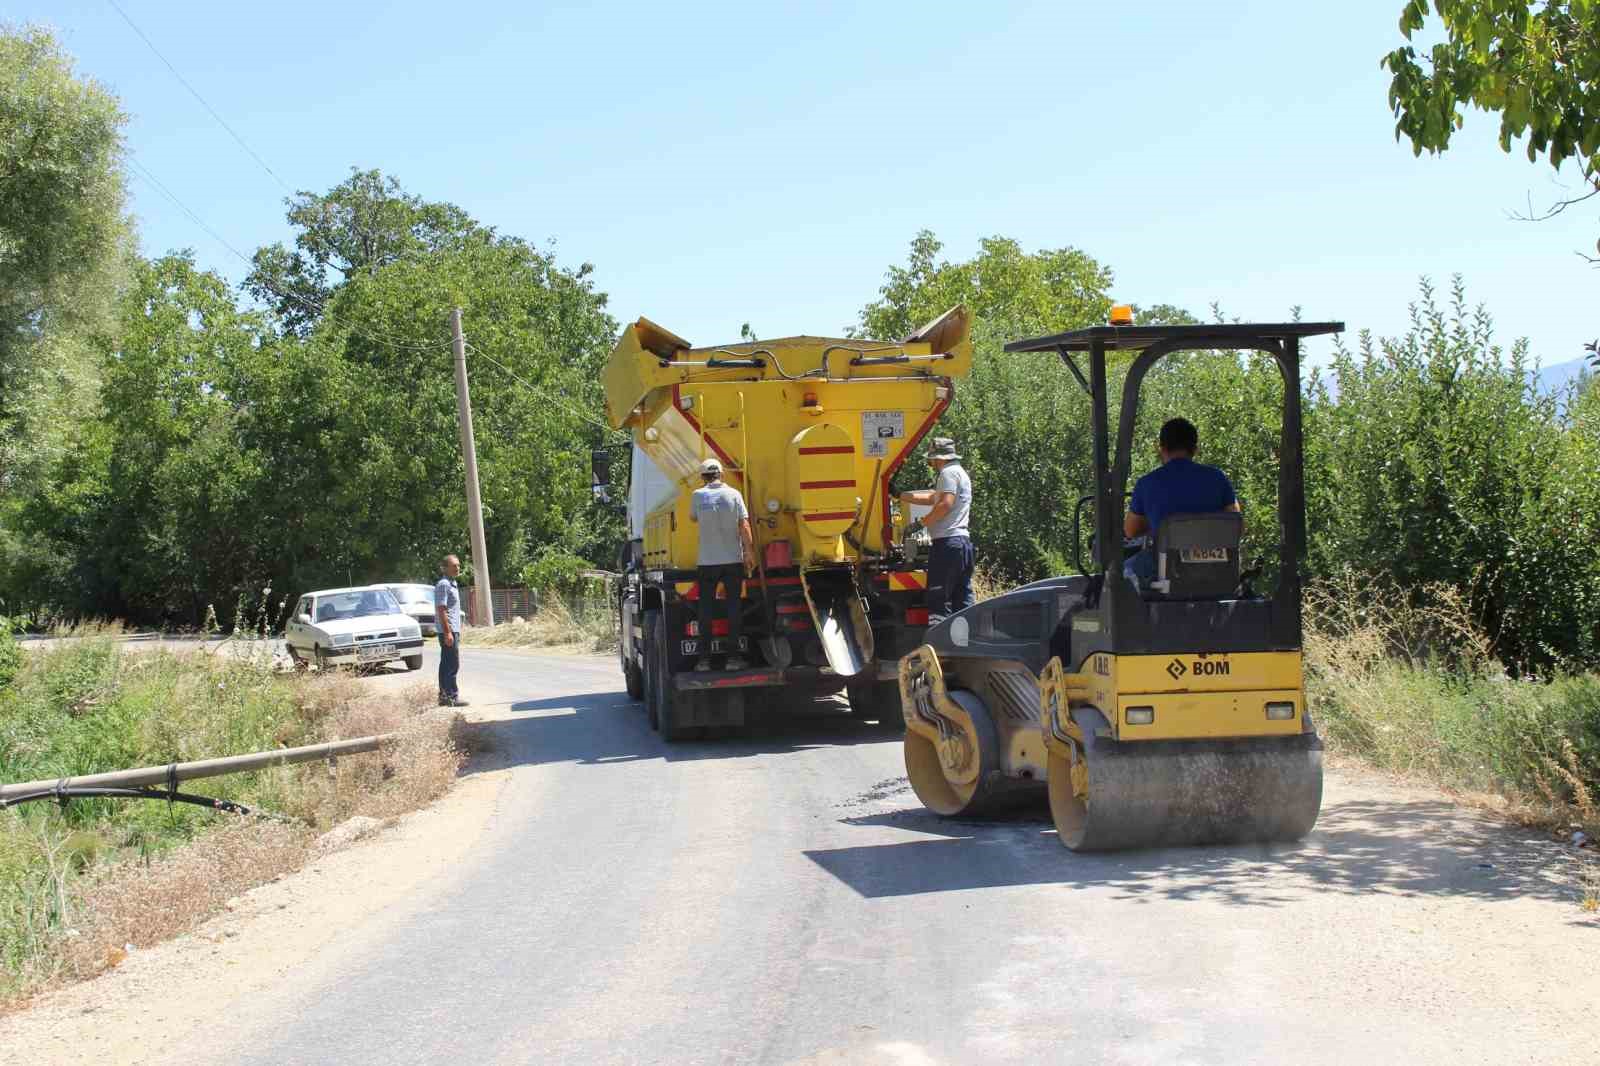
[140,646,1600,1064]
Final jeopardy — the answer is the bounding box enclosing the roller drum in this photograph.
[1049,733,1323,851]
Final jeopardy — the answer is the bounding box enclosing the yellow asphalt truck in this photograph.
[600,307,971,740]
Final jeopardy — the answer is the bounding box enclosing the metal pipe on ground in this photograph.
[0,734,394,804]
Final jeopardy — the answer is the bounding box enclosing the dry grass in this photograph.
[1580,858,1600,914]
[1,645,464,1009]
[461,592,617,653]
[53,820,314,985]
[1304,570,1600,908]
[278,681,462,827]
[1532,738,1600,912]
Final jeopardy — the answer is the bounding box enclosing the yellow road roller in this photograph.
[898,318,1341,849]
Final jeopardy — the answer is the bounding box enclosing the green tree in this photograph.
[1382,2,1600,215]
[859,232,1119,577]
[236,172,621,595]
[9,169,622,625]
[18,254,276,624]
[322,230,621,583]
[1308,277,1600,669]
[245,168,476,336]
[0,24,131,614]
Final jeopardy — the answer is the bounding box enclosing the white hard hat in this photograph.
[699,457,723,476]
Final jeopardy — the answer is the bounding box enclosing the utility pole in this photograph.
[450,309,494,627]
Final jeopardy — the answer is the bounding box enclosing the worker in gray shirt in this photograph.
[689,457,755,671]
[434,554,468,707]
[900,437,974,623]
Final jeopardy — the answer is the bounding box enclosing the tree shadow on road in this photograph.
[803,796,1584,909]
[454,688,899,773]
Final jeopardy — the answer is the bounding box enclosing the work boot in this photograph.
[724,655,749,671]
[439,695,469,708]
[694,657,713,672]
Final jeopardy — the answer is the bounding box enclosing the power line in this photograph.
[464,341,624,439]
[127,158,256,264]
[128,157,449,354]
[105,5,472,359]
[106,0,294,195]
[107,9,614,441]
[106,2,443,352]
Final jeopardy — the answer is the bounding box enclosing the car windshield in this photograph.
[391,585,435,606]
[314,589,401,623]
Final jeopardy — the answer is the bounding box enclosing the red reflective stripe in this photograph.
[804,511,856,521]
[776,603,810,614]
[799,479,855,489]
[798,446,854,455]
[708,671,783,688]
[765,575,801,586]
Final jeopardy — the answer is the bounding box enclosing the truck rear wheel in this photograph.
[649,611,695,742]
[622,624,644,701]
[642,611,659,727]
[848,680,905,730]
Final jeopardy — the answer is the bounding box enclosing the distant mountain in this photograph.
[1303,355,1592,402]
[1535,357,1594,396]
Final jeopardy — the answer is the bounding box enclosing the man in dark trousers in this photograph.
[902,437,974,624]
[1123,417,1240,588]
[689,457,755,671]
[434,554,468,707]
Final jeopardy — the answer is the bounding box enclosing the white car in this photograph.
[384,582,439,637]
[284,586,425,671]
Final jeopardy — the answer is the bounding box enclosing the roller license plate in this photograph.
[1179,547,1229,564]
[357,643,396,661]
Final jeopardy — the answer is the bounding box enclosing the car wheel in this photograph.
[404,654,422,672]
[314,645,329,671]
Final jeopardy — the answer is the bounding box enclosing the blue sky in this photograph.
[23,1,1599,368]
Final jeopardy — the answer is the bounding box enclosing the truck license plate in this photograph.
[681,637,749,656]
[358,643,395,661]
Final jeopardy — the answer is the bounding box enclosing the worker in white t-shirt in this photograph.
[689,457,755,671]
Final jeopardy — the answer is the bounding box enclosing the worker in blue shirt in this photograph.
[1123,417,1239,588]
